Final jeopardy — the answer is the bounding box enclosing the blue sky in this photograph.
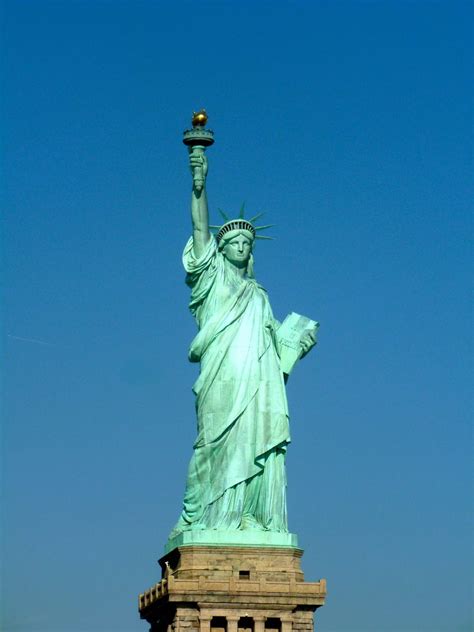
[2,1,472,631]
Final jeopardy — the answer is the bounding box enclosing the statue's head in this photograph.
[212,209,274,277]
[219,228,254,273]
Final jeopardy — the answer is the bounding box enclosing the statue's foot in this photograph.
[169,521,207,539]
[240,514,266,531]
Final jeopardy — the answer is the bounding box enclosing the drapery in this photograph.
[170,237,290,535]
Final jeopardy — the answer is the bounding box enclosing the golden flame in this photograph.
[192,109,208,127]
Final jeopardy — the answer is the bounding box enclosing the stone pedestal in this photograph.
[138,546,326,632]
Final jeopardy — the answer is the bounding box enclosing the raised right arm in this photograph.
[189,151,211,259]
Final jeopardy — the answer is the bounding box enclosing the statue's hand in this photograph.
[189,152,208,181]
[300,331,317,358]
[201,154,208,177]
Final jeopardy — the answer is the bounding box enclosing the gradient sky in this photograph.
[2,2,472,631]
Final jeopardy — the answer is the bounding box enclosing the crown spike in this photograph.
[254,224,274,231]
[239,202,246,219]
[248,212,264,223]
[218,208,230,221]
[255,235,275,241]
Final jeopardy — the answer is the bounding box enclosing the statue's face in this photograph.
[221,233,253,268]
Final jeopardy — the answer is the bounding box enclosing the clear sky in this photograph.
[2,2,472,631]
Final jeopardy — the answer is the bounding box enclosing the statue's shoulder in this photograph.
[183,235,219,273]
[253,279,268,293]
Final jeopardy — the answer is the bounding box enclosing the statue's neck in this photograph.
[225,259,247,278]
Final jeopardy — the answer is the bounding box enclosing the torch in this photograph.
[183,110,214,192]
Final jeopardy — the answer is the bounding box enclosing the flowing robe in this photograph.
[171,236,290,535]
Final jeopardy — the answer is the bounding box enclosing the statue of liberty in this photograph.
[169,113,317,542]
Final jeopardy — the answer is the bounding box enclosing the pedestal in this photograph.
[138,545,326,632]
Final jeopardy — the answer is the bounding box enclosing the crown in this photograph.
[210,204,274,243]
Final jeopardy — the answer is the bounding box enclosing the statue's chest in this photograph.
[214,278,241,303]
[213,278,269,318]
[213,268,253,302]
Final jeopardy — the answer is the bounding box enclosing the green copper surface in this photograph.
[168,118,317,550]
[165,530,298,554]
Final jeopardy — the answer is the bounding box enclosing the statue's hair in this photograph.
[246,253,255,278]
